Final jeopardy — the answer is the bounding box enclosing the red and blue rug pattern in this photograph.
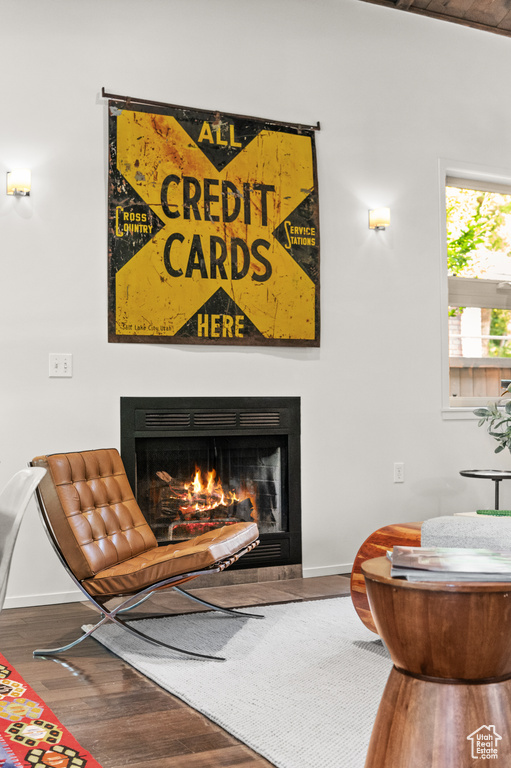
[0,652,102,768]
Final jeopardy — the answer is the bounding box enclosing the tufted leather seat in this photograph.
[83,523,258,598]
[30,448,260,658]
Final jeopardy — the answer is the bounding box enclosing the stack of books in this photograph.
[388,546,511,582]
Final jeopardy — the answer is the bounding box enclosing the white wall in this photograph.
[3,0,511,606]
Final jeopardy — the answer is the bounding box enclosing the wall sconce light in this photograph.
[369,207,390,230]
[6,169,31,196]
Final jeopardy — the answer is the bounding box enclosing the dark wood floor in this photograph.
[0,575,351,768]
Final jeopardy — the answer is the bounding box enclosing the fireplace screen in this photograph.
[136,435,288,543]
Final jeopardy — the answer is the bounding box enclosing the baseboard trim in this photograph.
[303,563,353,578]
[4,590,83,610]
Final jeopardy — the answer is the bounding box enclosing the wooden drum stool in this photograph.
[362,556,511,767]
[350,521,422,633]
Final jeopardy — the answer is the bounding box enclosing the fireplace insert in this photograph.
[120,396,301,569]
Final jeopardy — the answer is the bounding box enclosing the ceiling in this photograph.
[359,0,511,38]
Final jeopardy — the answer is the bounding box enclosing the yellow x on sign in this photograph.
[109,103,320,345]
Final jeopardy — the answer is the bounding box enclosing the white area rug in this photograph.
[86,597,391,768]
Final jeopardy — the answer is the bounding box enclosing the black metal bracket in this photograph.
[101,87,320,132]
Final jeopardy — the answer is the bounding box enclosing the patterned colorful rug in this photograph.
[0,652,102,768]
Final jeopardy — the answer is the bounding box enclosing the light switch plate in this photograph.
[49,353,73,378]
[393,462,404,483]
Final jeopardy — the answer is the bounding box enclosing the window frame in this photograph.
[439,161,511,418]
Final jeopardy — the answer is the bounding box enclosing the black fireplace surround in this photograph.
[120,396,301,569]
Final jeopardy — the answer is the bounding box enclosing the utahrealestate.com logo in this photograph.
[467,725,502,760]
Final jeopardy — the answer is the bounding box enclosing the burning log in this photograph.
[155,465,257,525]
[158,498,185,520]
[156,471,186,497]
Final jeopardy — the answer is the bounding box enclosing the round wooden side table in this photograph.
[362,556,511,767]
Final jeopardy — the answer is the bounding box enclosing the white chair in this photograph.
[0,467,46,610]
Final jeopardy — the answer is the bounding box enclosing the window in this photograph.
[446,176,511,408]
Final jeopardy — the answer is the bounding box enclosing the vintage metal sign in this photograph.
[108,99,320,345]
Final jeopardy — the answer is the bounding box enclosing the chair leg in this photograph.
[116,590,157,614]
[33,615,109,656]
[32,562,263,659]
[33,599,227,661]
[173,586,264,619]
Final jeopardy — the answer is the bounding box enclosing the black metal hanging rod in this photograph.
[101,87,320,132]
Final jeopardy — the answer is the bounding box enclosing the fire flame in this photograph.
[157,467,257,521]
[182,467,240,513]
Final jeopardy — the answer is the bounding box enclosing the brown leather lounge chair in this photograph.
[30,448,261,660]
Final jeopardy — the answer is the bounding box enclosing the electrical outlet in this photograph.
[394,462,404,483]
[49,353,73,378]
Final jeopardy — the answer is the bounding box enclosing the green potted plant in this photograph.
[475,386,511,453]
